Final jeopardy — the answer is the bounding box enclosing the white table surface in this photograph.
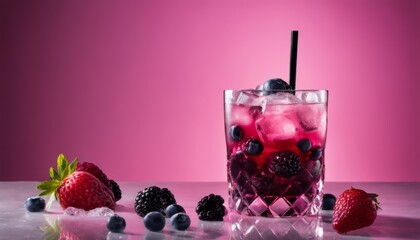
[0,182,419,240]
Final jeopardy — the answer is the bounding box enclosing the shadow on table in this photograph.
[115,204,133,213]
[143,221,227,240]
[333,215,420,240]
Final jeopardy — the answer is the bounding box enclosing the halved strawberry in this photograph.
[37,154,116,211]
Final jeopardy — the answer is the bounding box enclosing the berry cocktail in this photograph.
[224,79,328,217]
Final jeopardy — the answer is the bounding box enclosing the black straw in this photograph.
[289,31,299,90]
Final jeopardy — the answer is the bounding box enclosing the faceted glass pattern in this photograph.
[224,90,327,218]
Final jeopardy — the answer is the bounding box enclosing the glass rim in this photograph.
[224,89,328,93]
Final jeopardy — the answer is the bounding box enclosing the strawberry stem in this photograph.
[37,153,78,206]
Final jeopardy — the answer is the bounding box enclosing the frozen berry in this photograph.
[196,194,226,221]
[268,151,301,178]
[144,212,166,232]
[165,204,185,218]
[107,215,126,233]
[229,125,244,141]
[297,138,311,152]
[245,139,264,155]
[310,147,323,160]
[110,180,122,201]
[251,171,274,195]
[229,151,257,179]
[170,213,191,231]
[261,78,292,95]
[24,196,45,212]
[322,193,336,210]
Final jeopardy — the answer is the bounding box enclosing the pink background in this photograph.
[1,0,419,182]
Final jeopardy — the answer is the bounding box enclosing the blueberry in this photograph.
[322,193,336,210]
[262,78,292,95]
[297,138,311,152]
[229,125,244,141]
[24,196,45,212]
[165,204,185,218]
[107,215,126,233]
[170,213,191,231]
[309,147,323,160]
[144,211,166,232]
[245,139,264,155]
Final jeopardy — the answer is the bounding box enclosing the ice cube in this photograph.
[297,104,326,131]
[236,90,265,106]
[229,105,254,126]
[88,207,115,217]
[63,207,114,217]
[263,93,301,115]
[267,92,301,104]
[256,116,298,146]
[64,207,87,216]
[300,91,319,103]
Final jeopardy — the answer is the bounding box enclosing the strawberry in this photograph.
[332,187,379,234]
[37,154,116,211]
[76,162,112,188]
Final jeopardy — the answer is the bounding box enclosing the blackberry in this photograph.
[134,186,165,217]
[268,151,301,178]
[110,180,122,201]
[196,194,226,221]
[161,188,176,208]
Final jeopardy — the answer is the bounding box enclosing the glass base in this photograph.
[229,213,323,239]
[228,177,324,217]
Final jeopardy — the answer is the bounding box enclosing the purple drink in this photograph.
[224,88,328,217]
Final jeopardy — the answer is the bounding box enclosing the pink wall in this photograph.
[1,0,419,182]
